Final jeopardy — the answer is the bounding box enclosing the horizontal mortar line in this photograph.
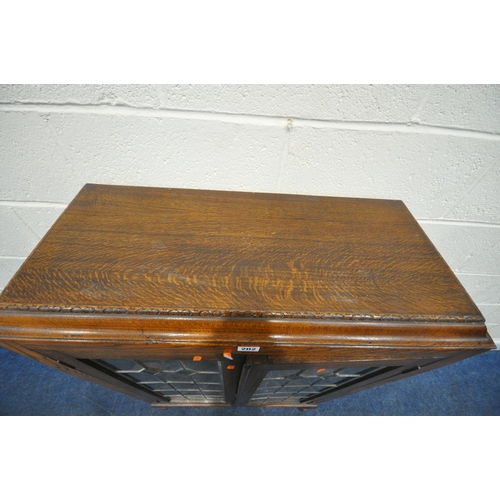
[0,200,68,208]
[0,103,499,140]
[417,219,500,229]
[0,256,26,260]
[294,118,500,140]
[456,272,500,277]
[0,103,286,127]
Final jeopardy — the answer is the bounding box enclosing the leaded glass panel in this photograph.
[95,359,226,403]
[248,366,386,405]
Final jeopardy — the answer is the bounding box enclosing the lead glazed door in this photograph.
[80,350,249,406]
[233,355,460,408]
[13,344,247,407]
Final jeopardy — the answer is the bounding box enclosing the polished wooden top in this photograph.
[0,184,484,325]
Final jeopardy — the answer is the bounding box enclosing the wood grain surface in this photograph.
[0,184,485,324]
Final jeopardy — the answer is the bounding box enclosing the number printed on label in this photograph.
[237,346,260,352]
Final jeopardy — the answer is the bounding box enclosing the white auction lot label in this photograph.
[237,346,260,352]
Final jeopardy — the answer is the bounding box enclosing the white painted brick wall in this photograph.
[1,84,499,343]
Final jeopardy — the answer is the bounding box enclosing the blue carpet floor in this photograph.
[1,347,499,415]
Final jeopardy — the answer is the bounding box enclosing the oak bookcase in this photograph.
[0,185,494,409]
